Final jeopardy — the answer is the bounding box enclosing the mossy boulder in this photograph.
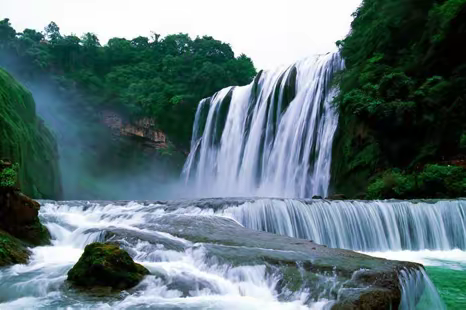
[0,230,30,267]
[67,242,149,290]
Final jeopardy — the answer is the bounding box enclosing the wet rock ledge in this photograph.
[74,202,426,310]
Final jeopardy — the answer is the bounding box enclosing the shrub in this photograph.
[0,163,19,188]
[367,170,416,199]
[420,164,466,197]
[367,164,466,199]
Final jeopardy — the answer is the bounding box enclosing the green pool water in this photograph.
[426,266,466,310]
[362,250,466,309]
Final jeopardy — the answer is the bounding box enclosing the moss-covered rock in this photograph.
[67,242,149,290]
[0,230,30,267]
[0,68,61,199]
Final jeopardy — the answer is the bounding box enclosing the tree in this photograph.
[0,20,257,148]
[44,21,61,42]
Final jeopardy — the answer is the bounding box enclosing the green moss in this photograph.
[0,68,61,199]
[67,242,149,290]
[0,230,30,267]
[281,267,304,292]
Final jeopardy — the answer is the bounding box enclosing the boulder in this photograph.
[67,242,149,290]
[0,187,50,246]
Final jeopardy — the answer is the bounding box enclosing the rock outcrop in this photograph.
[67,242,149,290]
[0,230,30,267]
[0,159,51,266]
[0,186,50,246]
[101,110,168,149]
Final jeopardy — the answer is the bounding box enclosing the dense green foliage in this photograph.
[333,0,466,198]
[0,69,61,198]
[0,162,18,187]
[367,164,466,199]
[0,19,256,146]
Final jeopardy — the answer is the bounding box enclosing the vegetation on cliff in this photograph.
[333,0,466,198]
[0,69,61,198]
[67,242,149,290]
[0,19,256,146]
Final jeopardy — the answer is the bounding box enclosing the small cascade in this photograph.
[399,268,445,310]
[183,52,344,198]
[219,199,466,251]
[0,201,329,309]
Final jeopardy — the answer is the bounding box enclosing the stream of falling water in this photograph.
[183,53,343,198]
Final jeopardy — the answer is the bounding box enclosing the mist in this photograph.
[1,52,187,200]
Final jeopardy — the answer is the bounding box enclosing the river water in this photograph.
[0,200,330,310]
[0,198,456,309]
[217,198,465,309]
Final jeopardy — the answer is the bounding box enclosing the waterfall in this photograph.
[219,199,466,252]
[399,268,445,310]
[183,52,344,198]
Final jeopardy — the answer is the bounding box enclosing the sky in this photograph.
[1,0,361,70]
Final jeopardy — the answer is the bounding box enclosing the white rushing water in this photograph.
[0,201,329,310]
[218,199,466,252]
[183,52,343,198]
[0,199,450,309]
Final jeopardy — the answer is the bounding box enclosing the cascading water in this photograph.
[0,199,449,309]
[183,52,343,198]
[217,199,466,251]
[211,198,463,308]
[398,268,446,310]
[0,201,330,309]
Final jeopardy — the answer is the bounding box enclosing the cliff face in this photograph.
[0,68,62,199]
[101,110,169,149]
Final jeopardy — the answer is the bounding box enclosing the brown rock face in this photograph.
[101,110,168,149]
[0,187,50,246]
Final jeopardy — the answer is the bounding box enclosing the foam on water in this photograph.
[0,201,329,309]
[362,249,466,269]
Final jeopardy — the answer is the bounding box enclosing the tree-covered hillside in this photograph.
[333,0,466,198]
[0,19,256,146]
